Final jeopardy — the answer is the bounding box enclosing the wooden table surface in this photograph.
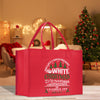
[0,86,100,100]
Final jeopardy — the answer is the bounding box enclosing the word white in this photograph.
[46,68,69,74]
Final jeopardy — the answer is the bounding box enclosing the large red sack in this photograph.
[16,22,83,97]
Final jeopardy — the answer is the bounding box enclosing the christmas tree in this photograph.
[73,7,100,62]
[54,62,57,68]
[59,61,62,67]
[50,64,52,69]
[64,64,67,68]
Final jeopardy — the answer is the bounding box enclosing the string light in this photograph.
[10,18,65,35]
[3,23,10,29]
[55,24,66,29]
[32,18,46,31]
[0,21,10,42]
[23,25,32,34]
[10,18,46,34]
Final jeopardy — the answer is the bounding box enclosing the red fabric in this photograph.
[60,41,63,44]
[16,47,83,97]
[44,40,51,46]
[0,42,22,61]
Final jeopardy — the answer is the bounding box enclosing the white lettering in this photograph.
[46,68,69,74]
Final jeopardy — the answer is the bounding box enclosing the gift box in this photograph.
[90,62,100,70]
[83,62,90,70]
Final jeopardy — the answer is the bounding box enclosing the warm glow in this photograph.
[4,32,7,35]
[42,24,65,32]
[42,26,50,29]
[0,21,10,44]
[32,18,46,31]
[10,20,65,35]
[3,23,10,28]
[55,24,66,29]
[23,25,32,34]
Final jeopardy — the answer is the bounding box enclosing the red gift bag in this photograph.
[16,22,83,97]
